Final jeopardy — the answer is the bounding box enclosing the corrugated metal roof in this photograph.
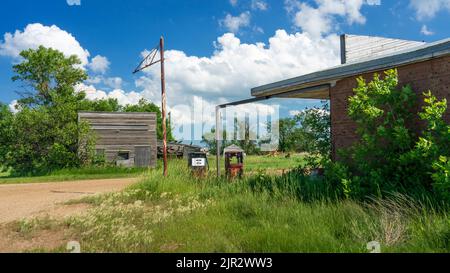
[343,34,426,64]
[251,38,450,99]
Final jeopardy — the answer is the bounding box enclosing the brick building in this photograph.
[215,35,449,165]
[249,35,450,159]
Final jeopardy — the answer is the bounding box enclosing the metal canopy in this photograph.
[215,83,331,176]
[217,84,331,109]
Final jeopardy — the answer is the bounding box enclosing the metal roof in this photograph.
[251,38,450,99]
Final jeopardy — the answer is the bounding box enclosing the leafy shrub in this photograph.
[325,69,450,203]
[432,156,450,202]
[247,168,338,202]
[276,102,331,164]
[295,103,331,167]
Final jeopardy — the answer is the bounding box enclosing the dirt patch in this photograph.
[0,221,75,253]
[0,202,93,253]
[0,177,137,253]
[0,228,66,253]
[0,177,138,223]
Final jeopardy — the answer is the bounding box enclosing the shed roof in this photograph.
[251,38,450,100]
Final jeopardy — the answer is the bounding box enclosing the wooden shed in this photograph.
[78,112,157,168]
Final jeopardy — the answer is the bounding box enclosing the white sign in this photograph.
[192,158,206,167]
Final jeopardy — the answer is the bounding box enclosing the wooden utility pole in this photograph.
[160,36,168,177]
[133,36,169,177]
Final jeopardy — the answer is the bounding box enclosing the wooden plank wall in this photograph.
[78,112,157,167]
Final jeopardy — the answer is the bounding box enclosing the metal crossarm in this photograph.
[133,43,161,74]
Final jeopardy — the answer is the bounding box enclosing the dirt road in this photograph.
[0,178,139,223]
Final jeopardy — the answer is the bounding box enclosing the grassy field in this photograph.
[0,154,303,185]
[208,153,305,173]
[12,158,450,253]
[0,166,147,185]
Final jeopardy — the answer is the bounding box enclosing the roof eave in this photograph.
[251,39,450,99]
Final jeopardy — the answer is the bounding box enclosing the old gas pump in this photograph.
[224,145,244,179]
[188,152,208,177]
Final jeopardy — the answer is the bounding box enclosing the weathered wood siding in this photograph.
[78,112,157,168]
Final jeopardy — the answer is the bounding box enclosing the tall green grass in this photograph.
[62,161,450,253]
[207,153,305,173]
[0,153,302,185]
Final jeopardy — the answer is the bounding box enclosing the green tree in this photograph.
[276,102,331,161]
[294,103,331,166]
[0,103,14,167]
[1,46,175,175]
[202,128,224,155]
[277,117,299,153]
[1,47,92,175]
[80,98,122,112]
[202,124,260,155]
[12,46,87,107]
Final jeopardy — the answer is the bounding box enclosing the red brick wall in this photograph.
[330,55,450,159]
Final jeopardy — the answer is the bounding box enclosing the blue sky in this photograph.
[0,0,449,139]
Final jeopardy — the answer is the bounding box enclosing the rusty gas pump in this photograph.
[224,145,244,179]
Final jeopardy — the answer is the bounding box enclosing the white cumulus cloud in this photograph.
[8,100,19,114]
[2,23,343,140]
[420,25,434,36]
[0,23,90,67]
[136,30,340,108]
[103,77,123,89]
[75,83,142,106]
[285,0,379,37]
[67,0,81,6]
[252,0,268,11]
[130,29,340,139]
[366,0,381,5]
[410,0,450,20]
[86,76,123,89]
[220,12,251,33]
[88,55,110,74]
